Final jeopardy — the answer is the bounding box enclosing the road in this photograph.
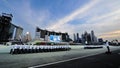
[38,49,120,68]
[0,45,120,68]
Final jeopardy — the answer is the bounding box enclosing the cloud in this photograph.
[15,1,50,28]
[47,0,120,41]
[47,0,100,30]
[99,30,120,37]
[87,9,120,23]
[2,0,120,41]
[98,30,120,41]
[1,0,50,38]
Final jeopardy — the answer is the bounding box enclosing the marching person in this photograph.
[11,45,18,54]
[10,45,14,54]
[105,40,111,54]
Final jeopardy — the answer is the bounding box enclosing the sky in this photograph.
[0,0,120,42]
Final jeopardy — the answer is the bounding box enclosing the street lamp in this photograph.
[26,32,29,43]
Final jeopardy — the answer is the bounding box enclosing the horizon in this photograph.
[0,0,120,42]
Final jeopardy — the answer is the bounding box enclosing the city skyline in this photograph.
[0,0,120,41]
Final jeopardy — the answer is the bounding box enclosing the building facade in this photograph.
[14,26,23,40]
[35,27,70,42]
[0,13,23,42]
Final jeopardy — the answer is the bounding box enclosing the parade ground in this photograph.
[0,45,120,68]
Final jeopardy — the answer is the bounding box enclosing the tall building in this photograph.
[76,33,79,41]
[73,33,76,42]
[90,30,98,44]
[81,34,85,44]
[9,23,16,40]
[14,26,23,40]
[74,33,81,43]
[81,31,98,45]
[0,13,13,42]
[0,13,23,42]
[91,30,94,43]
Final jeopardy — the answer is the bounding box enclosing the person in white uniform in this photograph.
[105,40,111,54]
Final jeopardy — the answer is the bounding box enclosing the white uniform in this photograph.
[106,41,109,46]
[105,41,111,53]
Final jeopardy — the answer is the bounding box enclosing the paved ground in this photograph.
[0,45,120,68]
[38,49,120,68]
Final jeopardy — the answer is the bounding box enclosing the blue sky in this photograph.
[0,0,120,41]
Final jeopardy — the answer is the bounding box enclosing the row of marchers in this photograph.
[10,45,71,54]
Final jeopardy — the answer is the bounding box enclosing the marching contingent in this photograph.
[10,45,71,54]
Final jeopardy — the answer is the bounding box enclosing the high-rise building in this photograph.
[0,13,23,42]
[76,33,79,40]
[0,13,13,42]
[0,13,12,42]
[81,34,85,44]
[81,31,98,44]
[73,33,76,42]
[90,30,98,44]
[14,26,23,40]
[91,30,94,43]
[9,24,16,40]
[74,33,81,43]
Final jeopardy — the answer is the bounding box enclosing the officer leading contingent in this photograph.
[105,40,111,54]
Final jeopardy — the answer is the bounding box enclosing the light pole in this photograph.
[26,32,29,43]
